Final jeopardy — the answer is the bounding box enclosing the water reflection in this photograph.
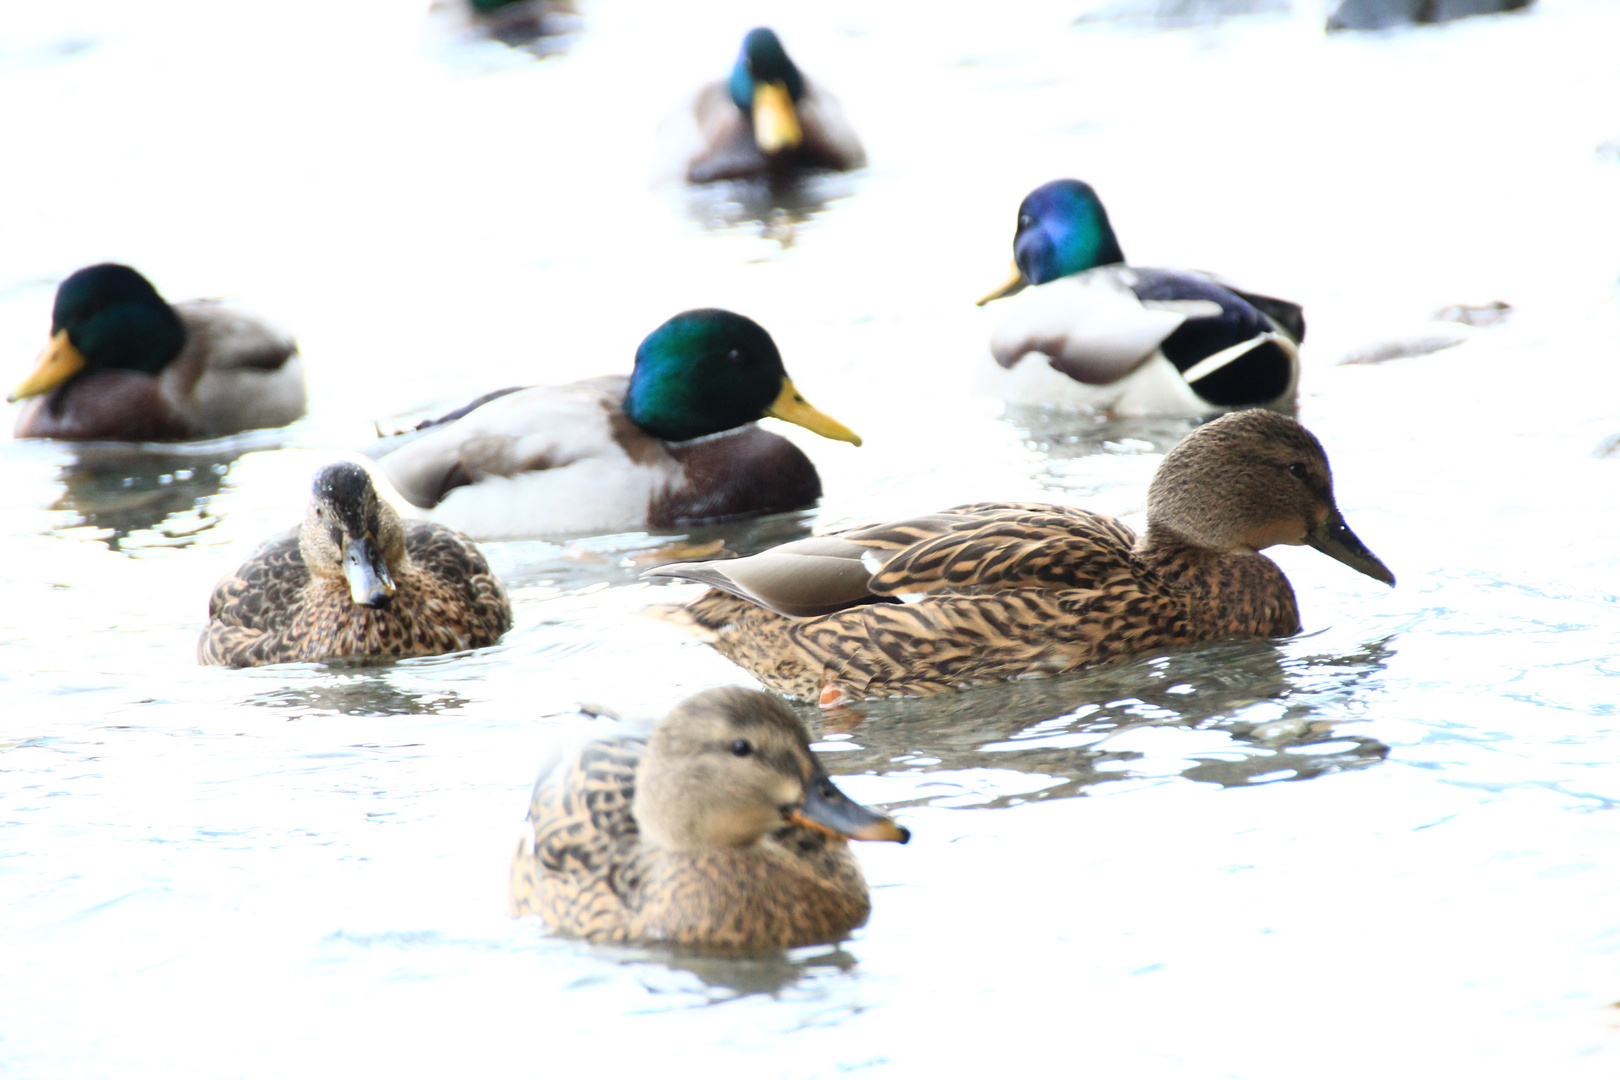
[494,509,818,592]
[244,678,472,719]
[677,173,858,247]
[1002,408,1201,463]
[813,635,1395,808]
[45,444,242,553]
[614,945,858,1006]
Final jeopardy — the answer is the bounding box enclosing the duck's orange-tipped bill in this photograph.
[767,378,862,446]
[1308,512,1395,587]
[975,262,1028,307]
[9,330,85,403]
[791,772,910,843]
[752,80,803,154]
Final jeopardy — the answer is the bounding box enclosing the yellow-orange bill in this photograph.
[9,329,86,403]
[975,262,1028,307]
[752,81,803,154]
[767,378,862,446]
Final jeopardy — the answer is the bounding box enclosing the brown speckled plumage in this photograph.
[647,411,1394,702]
[509,688,908,949]
[199,462,511,667]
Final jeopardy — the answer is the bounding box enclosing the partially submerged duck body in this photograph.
[509,687,909,949]
[200,461,511,667]
[11,264,305,441]
[647,411,1394,703]
[978,180,1302,417]
[375,309,860,539]
[663,27,865,184]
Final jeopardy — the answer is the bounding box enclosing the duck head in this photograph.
[299,462,407,608]
[10,264,189,403]
[623,308,861,446]
[728,27,807,154]
[632,687,909,852]
[1145,410,1395,586]
[976,179,1128,306]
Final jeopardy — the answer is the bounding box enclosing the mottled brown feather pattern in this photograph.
[199,520,512,667]
[673,502,1300,701]
[652,411,1394,702]
[509,691,882,950]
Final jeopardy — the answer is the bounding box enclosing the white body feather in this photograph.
[169,301,305,435]
[378,378,686,539]
[979,268,1297,418]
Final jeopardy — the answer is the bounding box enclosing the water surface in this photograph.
[3,0,1620,1075]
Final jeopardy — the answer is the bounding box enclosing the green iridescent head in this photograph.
[10,263,188,403]
[728,28,806,112]
[623,309,860,446]
[50,264,187,374]
[1012,179,1127,284]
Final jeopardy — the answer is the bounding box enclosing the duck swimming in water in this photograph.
[199,461,511,667]
[509,686,910,949]
[976,180,1304,417]
[663,27,866,184]
[375,308,860,539]
[10,263,305,441]
[645,411,1393,705]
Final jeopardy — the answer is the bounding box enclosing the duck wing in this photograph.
[378,376,637,509]
[511,718,652,927]
[989,268,1202,383]
[646,502,1138,618]
[1123,269,1300,407]
[198,529,308,666]
[175,300,299,373]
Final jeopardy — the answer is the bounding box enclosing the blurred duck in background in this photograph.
[509,687,910,949]
[375,308,861,539]
[662,27,866,184]
[976,180,1304,417]
[9,263,305,441]
[199,461,511,667]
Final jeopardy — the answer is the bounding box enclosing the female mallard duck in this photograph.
[665,27,866,184]
[10,263,305,441]
[375,308,860,539]
[646,410,1394,705]
[199,461,512,667]
[509,686,910,949]
[976,180,1305,417]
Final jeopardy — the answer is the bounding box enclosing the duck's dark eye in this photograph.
[1287,462,1309,480]
[730,738,753,757]
[725,348,745,364]
[1017,214,1033,229]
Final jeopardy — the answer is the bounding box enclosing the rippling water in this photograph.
[4,0,1620,1075]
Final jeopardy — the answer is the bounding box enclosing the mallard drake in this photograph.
[509,686,910,949]
[10,263,305,441]
[645,410,1394,705]
[199,461,512,667]
[375,308,860,539]
[976,180,1304,417]
[666,27,866,184]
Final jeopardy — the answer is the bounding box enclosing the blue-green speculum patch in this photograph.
[1012,179,1128,285]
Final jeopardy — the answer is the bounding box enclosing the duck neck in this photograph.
[1136,524,1302,637]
